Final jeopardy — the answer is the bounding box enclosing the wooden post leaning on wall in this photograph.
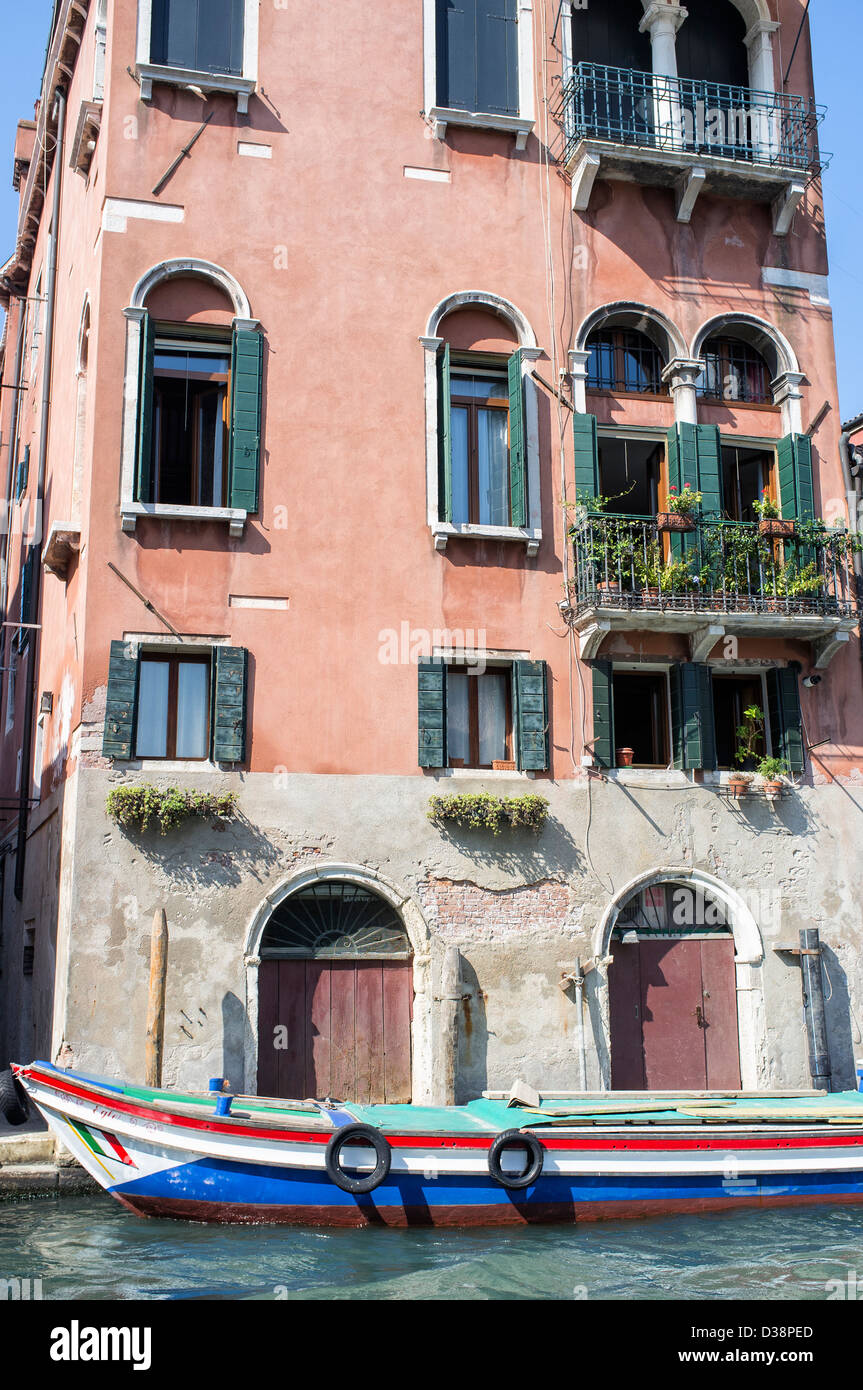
[145,908,169,1088]
[434,945,461,1107]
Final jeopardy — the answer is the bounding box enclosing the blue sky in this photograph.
[0,1,860,420]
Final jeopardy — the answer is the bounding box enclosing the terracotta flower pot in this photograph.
[765,780,784,798]
[728,776,751,798]
[657,512,696,534]
[597,580,622,598]
[492,760,516,772]
[759,518,795,539]
[643,586,661,602]
[616,747,635,767]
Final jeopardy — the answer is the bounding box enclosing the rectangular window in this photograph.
[612,672,669,768]
[150,0,244,76]
[446,667,512,768]
[451,372,511,526]
[135,654,211,760]
[721,446,773,523]
[712,674,766,770]
[435,0,519,117]
[598,436,663,517]
[150,340,231,506]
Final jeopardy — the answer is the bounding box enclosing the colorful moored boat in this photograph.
[12,1061,863,1227]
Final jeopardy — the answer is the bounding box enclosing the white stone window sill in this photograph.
[135,760,219,773]
[432,522,541,556]
[429,106,534,150]
[121,503,247,537]
[136,62,256,114]
[605,769,692,788]
[433,768,536,780]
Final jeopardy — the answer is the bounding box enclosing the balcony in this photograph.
[552,64,826,233]
[568,515,859,668]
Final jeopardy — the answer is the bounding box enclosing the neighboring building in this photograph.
[0,0,861,1104]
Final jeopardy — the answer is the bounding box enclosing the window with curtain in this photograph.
[450,371,511,526]
[135,654,211,760]
[446,667,512,768]
[150,340,231,506]
[697,337,772,405]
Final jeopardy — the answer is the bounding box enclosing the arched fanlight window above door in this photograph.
[260,882,413,960]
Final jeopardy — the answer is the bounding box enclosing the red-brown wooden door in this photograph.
[609,937,740,1090]
[257,958,413,1104]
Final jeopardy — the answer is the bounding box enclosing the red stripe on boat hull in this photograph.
[113,1189,863,1229]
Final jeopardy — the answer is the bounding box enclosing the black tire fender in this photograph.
[325,1123,392,1194]
[488,1129,545,1189]
[0,1069,30,1127]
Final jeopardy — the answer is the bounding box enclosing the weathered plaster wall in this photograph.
[48,767,863,1099]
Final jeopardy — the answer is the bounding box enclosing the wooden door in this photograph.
[257,959,413,1104]
[609,937,740,1090]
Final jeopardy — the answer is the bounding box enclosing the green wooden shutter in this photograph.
[437,343,452,523]
[573,412,600,504]
[670,663,716,770]
[667,424,722,557]
[777,433,815,522]
[695,424,722,519]
[767,667,804,773]
[135,311,155,503]
[102,640,139,760]
[508,349,526,527]
[591,659,615,769]
[418,659,446,768]
[212,646,248,763]
[513,660,548,771]
[229,329,263,513]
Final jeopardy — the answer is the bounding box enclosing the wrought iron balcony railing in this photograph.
[570,515,858,620]
[554,63,826,176]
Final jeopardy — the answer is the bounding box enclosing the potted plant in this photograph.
[754,494,795,539]
[757,756,789,798]
[616,747,635,767]
[492,759,517,772]
[730,704,764,796]
[634,541,663,601]
[657,484,701,533]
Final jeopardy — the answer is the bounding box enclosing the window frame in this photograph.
[610,668,671,769]
[135,0,259,112]
[586,328,669,398]
[697,336,774,406]
[445,663,514,770]
[710,670,772,772]
[150,334,232,509]
[450,367,512,527]
[135,651,212,762]
[423,0,536,148]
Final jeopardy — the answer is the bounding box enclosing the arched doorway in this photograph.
[257,881,414,1104]
[607,878,742,1090]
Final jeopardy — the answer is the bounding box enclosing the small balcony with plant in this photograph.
[568,485,861,669]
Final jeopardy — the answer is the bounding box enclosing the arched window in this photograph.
[261,882,413,960]
[120,260,262,534]
[422,292,541,553]
[675,1,750,89]
[585,327,667,396]
[697,335,772,405]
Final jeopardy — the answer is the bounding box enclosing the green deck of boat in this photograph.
[112,1081,863,1134]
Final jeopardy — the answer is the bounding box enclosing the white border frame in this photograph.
[135,0,259,112]
[423,0,535,148]
[422,291,542,554]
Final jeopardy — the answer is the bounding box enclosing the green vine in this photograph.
[106,784,238,836]
[428,792,550,836]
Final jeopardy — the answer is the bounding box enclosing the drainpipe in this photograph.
[799,928,832,1092]
[13,85,66,901]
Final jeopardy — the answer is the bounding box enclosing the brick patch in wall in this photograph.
[420,875,579,941]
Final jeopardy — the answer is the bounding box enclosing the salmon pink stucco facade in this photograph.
[0,0,861,1105]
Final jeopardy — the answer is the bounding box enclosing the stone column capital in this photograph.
[639,3,688,38]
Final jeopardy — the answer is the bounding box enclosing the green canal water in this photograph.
[2,1197,863,1300]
